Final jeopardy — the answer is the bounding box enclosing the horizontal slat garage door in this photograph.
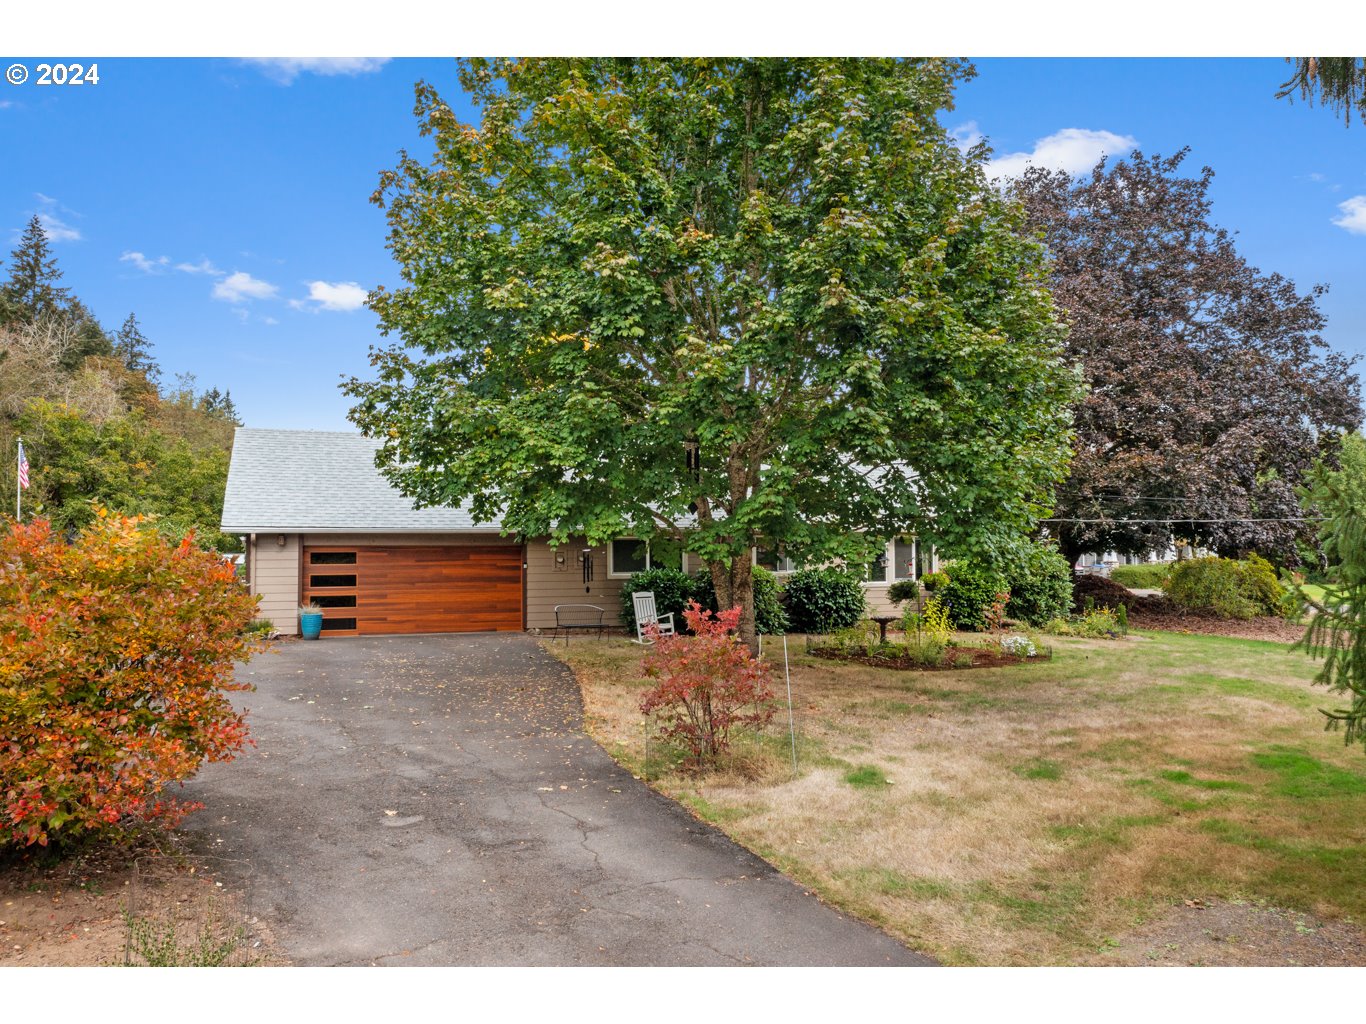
[303,545,523,636]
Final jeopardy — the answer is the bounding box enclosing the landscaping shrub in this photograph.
[619,567,695,633]
[784,567,867,633]
[938,560,1008,631]
[1071,572,1134,611]
[825,619,883,656]
[1002,543,1073,626]
[999,635,1040,658]
[900,597,952,666]
[690,566,789,635]
[1043,607,1124,638]
[1166,555,1286,619]
[920,570,950,593]
[639,603,777,768]
[0,513,263,849]
[1109,563,1172,589]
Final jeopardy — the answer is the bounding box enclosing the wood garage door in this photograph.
[302,545,523,636]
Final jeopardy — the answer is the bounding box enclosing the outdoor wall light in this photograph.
[276,534,287,547]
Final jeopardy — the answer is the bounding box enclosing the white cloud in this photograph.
[297,280,369,312]
[31,195,82,242]
[949,121,984,154]
[176,258,223,276]
[243,58,390,85]
[1333,195,1366,235]
[120,250,170,274]
[38,212,81,242]
[985,128,1138,181]
[262,316,280,325]
[213,271,279,303]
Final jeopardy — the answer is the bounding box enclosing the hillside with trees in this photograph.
[0,215,240,550]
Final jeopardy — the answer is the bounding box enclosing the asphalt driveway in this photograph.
[181,633,933,966]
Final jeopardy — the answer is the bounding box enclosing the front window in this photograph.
[609,538,681,576]
[892,537,917,580]
[755,545,796,573]
[865,543,888,583]
[860,535,921,585]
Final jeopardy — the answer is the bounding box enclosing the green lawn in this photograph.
[548,629,1366,965]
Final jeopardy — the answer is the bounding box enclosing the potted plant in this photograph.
[299,603,323,640]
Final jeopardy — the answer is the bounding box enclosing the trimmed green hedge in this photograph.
[1109,563,1172,589]
[785,568,867,633]
[938,561,1007,631]
[1165,555,1285,619]
[1004,543,1074,626]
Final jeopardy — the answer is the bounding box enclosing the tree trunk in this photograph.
[709,554,758,654]
[1056,531,1086,572]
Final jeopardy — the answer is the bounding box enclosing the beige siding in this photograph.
[251,533,301,634]
[862,584,902,619]
[524,538,635,630]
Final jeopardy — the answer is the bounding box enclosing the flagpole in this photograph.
[15,436,21,523]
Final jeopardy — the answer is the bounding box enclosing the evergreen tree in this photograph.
[2,215,72,323]
[1296,433,1366,750]
[113,312,160,385]
[62,298,113,370]
[217,390,241,426]
[1278,58,1366,126]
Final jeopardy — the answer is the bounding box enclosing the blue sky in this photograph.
[1,57,1362,431]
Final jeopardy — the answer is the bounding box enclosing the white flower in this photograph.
[1001,636,1037,658]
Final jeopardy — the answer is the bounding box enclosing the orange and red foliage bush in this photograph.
[639,602,776,767]
[0,512,263,848]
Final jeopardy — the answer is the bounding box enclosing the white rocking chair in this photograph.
[631,591,676,645]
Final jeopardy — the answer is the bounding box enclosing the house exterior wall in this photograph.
[241,531,929,637]
[250,532,301,635]
[524,537,632,631]
[861,585,900,619]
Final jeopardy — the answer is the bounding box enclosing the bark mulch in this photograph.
[810,644,1034,671]
[1072,572,1306,644]
[1126,595,1306,643]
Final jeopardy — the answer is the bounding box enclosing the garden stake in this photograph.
[783,634,797,773]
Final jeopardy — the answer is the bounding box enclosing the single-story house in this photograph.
[222,427,922,636]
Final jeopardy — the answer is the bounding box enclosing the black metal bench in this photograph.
[551,604,607,644]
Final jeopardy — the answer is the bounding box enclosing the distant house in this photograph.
[222,428,917,636]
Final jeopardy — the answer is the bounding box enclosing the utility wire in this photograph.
[1040,516,1328,525]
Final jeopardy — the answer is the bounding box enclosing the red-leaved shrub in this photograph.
[639,602,776,768]
[0,513,263,848]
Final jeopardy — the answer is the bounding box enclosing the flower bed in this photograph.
[809,639,1049,672]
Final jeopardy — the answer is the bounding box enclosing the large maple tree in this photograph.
[345,59,1081,647]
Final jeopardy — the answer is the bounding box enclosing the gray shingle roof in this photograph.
[220,428,504,533]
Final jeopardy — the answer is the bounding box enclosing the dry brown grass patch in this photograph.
[545,632,1366,965]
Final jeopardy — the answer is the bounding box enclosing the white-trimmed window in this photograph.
[863,536,920,586]
[754,545,796,573]
[608,538,682,577]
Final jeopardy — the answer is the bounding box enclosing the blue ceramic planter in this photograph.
[300,611,323,640]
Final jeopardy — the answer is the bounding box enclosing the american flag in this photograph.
[17,441,29,489]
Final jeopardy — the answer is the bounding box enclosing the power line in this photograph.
[1041,516,1327,525]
